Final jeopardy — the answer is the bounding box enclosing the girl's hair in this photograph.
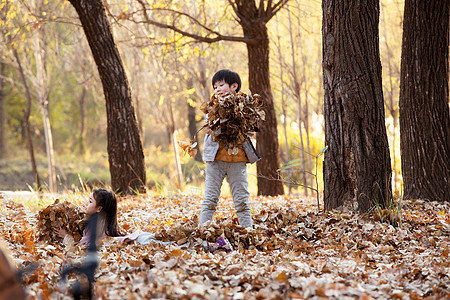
[91,188,123,237]
[212,69,241,92]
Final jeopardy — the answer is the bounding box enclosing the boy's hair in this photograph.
[212,69,241,92]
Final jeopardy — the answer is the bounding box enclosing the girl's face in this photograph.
[85,193,101,215]
[214,80,238,96]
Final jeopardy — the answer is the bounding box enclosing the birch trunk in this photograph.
[33,26,56,192]
[167,100,183,189]
[297,12,313,194]
[381,7,398,191]
[287,6,307,195]
[275,17,291,194]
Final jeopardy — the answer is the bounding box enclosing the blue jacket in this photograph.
[202,134,261,164]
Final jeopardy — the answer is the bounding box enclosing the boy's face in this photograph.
[213,80,238,97]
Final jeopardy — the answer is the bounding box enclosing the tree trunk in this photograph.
[381,7,399,192]
[298,15,313,195]
[13,48,41,190]
[187,79,202,162]
[322,0,392,213]
[132,51,144,138]
[170,130,183,189]
[33,26,56,192]
[317,53,324,132]
[275,17,291,194]
[241,20,284,196]
[399,0,450,201]
[0,63,5,158]
[69,0,146,194]
[136,0,286,195]
[287,7,307,196]
[78,86,86,155]
[167,100,183,189]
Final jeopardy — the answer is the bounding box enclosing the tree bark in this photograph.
[237,2,284,196]
[322,0,392,212]
[68,0,146,194]
[399,0,450,201]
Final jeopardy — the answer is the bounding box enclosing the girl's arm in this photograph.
[53,227,79,246]
[53,227,68,239]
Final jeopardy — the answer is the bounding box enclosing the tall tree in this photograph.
[130,48,144,138]
[380,1,402,192]
[167,98,184,189]
[286,4,307,195]
[136,0,286,196]
[186,78,203,162]
[33,15,56,192]
[77,86,87,155]
[13,48,41,190]
[184,1,207,162]
[1,0,45,189]
[322,0,392,212]
[0,63,5,158]
[399,0,450,201]
[274,14,291,194]
[68,0,146,194]
[0,0,9,160]
[233,1,285,196]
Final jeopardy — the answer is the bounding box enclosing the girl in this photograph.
[54,188,123,244]
[54,189,168,246]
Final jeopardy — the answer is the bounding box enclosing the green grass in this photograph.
[0,147,206,194]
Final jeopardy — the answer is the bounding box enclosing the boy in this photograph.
[199,69,260,228]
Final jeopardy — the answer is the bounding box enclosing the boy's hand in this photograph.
[204,126,213,135]
[178,140,198,157]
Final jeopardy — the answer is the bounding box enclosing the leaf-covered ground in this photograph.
[1,192,449,299]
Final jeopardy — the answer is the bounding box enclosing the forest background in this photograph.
[0,0,404,196]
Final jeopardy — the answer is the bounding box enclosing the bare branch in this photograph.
[259,0,266,16]
[270,0,289,17]
[147,7,220,35]
[227,0,243,22]
[135,0,258,45]
[264,0,289,22]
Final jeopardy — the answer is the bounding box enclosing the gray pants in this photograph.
[199,161,253,228]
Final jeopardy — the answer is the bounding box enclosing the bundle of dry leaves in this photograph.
[179,91,265,157]
[200,91,265,154]
[36,199,85,243]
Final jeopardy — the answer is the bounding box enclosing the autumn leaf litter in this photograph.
[0,192,449,299]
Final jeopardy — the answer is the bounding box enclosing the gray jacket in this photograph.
[202,134,260,164]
